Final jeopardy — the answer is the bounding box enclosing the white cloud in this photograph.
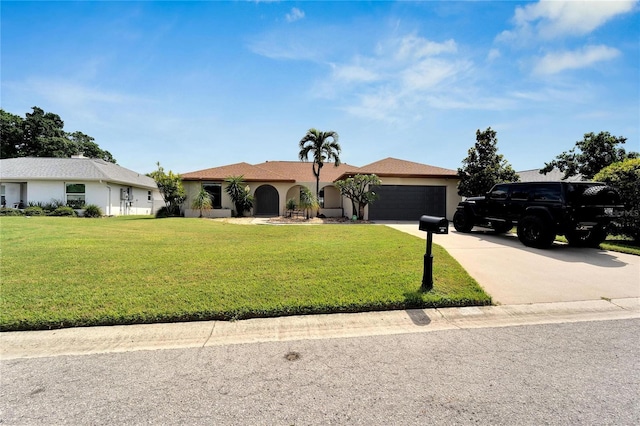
[487,48,501,61]
[285,7,305,23]
[500,0,638,42]
[533,44,621,74]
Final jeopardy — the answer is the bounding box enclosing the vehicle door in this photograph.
[508,184,531,220]
[485,184,509,219]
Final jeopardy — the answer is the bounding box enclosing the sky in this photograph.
[2,0,639,175]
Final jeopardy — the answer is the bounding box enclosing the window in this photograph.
[532,184,561,202]
[1,185,5,207]
[66,183,85,208]
[489,185,508,200]
[511,185,531,201]
[148,191,152,202]
[203,183,222,209]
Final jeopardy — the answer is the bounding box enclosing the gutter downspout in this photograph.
[106,185,111,216]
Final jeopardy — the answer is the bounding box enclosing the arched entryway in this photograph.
[254,184,279,216]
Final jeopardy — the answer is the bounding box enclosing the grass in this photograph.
[554,235,640,256]
[0,216,491,331]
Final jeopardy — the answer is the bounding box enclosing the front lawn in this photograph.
[0,216,490,331]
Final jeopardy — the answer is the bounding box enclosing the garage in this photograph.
[369,185,446,221]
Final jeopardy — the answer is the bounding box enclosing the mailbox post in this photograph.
[418,215,449,291]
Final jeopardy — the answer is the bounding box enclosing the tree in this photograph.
[0,107,116,162]
[542,131,638,180]
[147,162,186,215]
[298,186,319,219]
[457,127,519,197]
[594,158,640,241]
[68,131,115,163]
[224,176,254,217]
[0,109,24,159]
[298,128,341,200]
[191,186,213,218]
[334,174,382,220]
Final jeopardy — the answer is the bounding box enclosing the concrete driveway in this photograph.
[385,223,640,305]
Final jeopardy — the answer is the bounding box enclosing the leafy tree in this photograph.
[0,107,116,162]
[224,176,254,217]
[594,158,640,241]
[0,109,24,158]
[191,186,213,218]
[147,162,185,215]
[335,174,382,220]
[298,128,341,199]
[68,131,115,163]
[298,186,318,219]
[457,127,519,197]
[542,131,638,180]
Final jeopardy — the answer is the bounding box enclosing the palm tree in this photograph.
[224,176,254,217]
[191,186,213,218]
[298,128,341,200]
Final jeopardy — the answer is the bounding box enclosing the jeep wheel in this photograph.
[517,215,555,248]
[566,228,607,248]
[453,210,473,233]
[493,221,513,234]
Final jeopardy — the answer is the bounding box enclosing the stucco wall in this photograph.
[0,180,161,216]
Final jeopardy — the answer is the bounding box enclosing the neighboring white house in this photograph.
[0,157,163,216]
[181,157,461,221]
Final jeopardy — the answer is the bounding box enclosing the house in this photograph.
[0,157,163,216]
[518,168,584,182]
[181,157,461,221]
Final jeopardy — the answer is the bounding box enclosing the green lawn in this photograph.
[0,216,491,331]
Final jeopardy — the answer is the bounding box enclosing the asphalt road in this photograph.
[2,318,638,425]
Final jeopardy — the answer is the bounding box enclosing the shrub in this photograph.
[594,158,640,241]
[50,206,76,217]
[0,208,23,216]
[84,204,103,218]
[286,198,297,211]
[24,206,45,216]
[155,206,181,218]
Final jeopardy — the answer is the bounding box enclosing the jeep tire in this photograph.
[517,215,555,249]
[453,210,473,233]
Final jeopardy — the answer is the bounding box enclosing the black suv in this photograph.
[453,182,623,249]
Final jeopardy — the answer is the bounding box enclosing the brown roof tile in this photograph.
[181,158,457,183]
[181,162,293,182]
[255,161,360,183]
[352,157,458,178]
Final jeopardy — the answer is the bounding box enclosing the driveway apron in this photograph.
[385,223,640,305]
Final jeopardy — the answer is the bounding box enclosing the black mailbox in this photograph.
[419,215,449,234]
[418,215,449,292]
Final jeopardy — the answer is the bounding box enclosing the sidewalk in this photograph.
[1,298,638,360]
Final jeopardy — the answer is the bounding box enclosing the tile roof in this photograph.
[182,157,459,183]
[0,157,158,189]
[181,162,295,182]
[517,168,584,182]
[181,161,360,183]
[349,157,458,178]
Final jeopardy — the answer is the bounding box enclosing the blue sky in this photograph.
[2,1,639,175]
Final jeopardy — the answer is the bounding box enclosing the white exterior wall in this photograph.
[0,179,161,216]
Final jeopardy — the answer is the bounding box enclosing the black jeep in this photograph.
[453,182,624,249]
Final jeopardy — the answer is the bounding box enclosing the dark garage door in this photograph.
[369,185,446,221]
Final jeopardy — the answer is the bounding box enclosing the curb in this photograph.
[1,298,638,360]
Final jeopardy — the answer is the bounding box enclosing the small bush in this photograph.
[0,208,23,216]
[50,206,76,217]
[84,204,103,218]
[24,206,45,216]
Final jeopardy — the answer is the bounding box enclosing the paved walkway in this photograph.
[385,223,640,305]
